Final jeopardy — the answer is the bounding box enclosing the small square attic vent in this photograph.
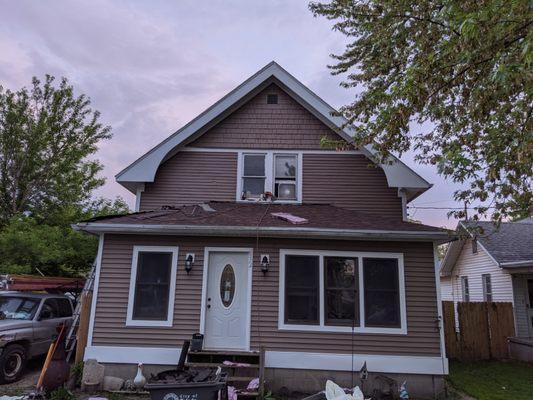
[267,94,278,104]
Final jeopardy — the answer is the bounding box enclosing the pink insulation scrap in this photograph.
[271,212,308,225]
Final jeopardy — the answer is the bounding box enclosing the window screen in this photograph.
[363,258,401,328]
[274,154,297,200]
[324,257,359,326]
[285,255,319,324]
[242,154,266,198]
[132,252,173,321]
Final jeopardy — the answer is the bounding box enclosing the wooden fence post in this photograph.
[75,291,92,365]
[442,301,459,359]
[488,302,516,359]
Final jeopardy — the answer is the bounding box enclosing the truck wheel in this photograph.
[0,344,28,384]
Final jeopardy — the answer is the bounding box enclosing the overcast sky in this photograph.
[1,0,466,228]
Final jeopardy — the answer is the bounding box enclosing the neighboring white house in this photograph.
[440,217,533,338]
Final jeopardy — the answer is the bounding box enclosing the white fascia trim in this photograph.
[182,147,364,155]
[278,249,407,335]
[75,223,450,242]
[84,346,447,375]
[115,62,431,196]
[87,234,105,346]
[125,245,178,327]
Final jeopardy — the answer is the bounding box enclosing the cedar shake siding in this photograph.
[302,154,402,218]
[140,151,403,217]
[189,84,342,150]
[140,151,237,211]
[92,234,441,357]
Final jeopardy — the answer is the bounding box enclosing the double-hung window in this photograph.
[280,250,406,334]
[242,154,266,199]
[461,276,470,302]
[126,246,178,327]
[239,152,300,202]
[482,274,492,302]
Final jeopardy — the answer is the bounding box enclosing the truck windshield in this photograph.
[0,297,40,320]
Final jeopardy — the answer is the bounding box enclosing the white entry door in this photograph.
[204,251,250,350]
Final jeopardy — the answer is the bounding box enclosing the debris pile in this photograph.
[150,367,221,384]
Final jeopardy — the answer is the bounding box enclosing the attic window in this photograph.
[267,94,278,104]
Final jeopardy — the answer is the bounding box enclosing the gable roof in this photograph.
[440,218,533,275]
[116,62,431,200]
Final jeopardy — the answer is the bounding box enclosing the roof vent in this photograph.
[267,94,278,104]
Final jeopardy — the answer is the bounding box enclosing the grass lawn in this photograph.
[447,360,533,400]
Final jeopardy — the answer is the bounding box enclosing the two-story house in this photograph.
[75,62,450,398]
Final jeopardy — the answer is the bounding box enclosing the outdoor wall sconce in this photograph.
[185,253,195,274]
[260,255,270,275]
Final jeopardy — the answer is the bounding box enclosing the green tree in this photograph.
[0,197,129,276]
[0,75,111,225]
[310,1,532,221]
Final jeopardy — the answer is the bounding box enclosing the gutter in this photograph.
[73,222,452,243]
[500,260,533,268]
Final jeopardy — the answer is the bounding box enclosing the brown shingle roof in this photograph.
[83,201,447,233]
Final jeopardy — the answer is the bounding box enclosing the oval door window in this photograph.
[220,264,236,308]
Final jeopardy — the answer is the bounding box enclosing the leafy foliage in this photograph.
[310,1,532,221]
[49,387,76,400]
[0,197,129,276]
[0,75,111,226]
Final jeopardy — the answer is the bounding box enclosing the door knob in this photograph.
[207,304,211,309]
[208,297,211,301]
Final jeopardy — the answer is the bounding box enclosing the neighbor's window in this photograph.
[284,255,319,324]
[482,274,493,302]
[242,154,266,199]
[281,252,405,333]
[274,154,297,200]
[461,276,470,302]
[127,246,178,326]
[324,257,359,326]
[363,258,401,328]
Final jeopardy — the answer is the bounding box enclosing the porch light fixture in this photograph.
[185,253,195,274]
[260,255,270,275]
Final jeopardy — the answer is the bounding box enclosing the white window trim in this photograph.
[278,249,407,335]
[126,245,178,327]
[236,151,303,203]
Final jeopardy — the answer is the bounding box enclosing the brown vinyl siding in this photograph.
[189,84,342,150]
[140,152,237,211]
[303,154,402,218]
[140,152,402,217]
[92,235,441,356]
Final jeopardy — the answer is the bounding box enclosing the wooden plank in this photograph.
[488,302,515,359]
[458,302,490,361]
[442,301,459,359]
[75,291,92,365]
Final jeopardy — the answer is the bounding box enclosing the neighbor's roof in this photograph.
[440,217,533,275]
[115,61,431,201]
[75,201,451,242]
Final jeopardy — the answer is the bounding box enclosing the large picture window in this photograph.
[126,246,178,327]
[279,250,406,334]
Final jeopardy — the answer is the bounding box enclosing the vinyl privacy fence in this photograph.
[443,301,515,361]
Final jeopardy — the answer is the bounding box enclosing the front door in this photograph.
[204,251,250,350]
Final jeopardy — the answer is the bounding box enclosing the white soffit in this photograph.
[116,61,431,198]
